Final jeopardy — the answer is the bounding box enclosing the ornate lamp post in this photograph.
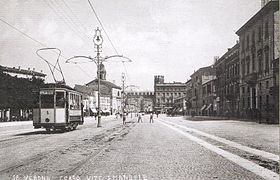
[66,27,132,128]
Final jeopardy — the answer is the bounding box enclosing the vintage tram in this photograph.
[33,83,84,131]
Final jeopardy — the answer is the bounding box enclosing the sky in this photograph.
[0,0,261,90]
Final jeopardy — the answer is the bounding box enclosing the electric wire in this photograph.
[51,0,90,42]
[87,0,131,83]
[0,17,92,81]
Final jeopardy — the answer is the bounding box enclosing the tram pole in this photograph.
[97,44,101,127]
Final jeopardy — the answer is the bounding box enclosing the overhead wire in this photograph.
[87,0,131,83]
[51,0,90,42]
[0,17,93,81]
[43,0,91,47]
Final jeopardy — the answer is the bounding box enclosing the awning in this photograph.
[200,105,207,111]
[205,104,212,111]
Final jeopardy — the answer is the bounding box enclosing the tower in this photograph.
[154,75,164,85]
[99,63,106,80]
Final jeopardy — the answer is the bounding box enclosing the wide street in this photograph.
[0,115,278,180]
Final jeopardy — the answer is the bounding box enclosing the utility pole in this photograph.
[122,73,126,123]
[66,27,132,127]
[93,27,103,127]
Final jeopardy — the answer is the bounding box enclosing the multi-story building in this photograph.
[190,66,215,115]
[236,0,279,123]
[126,91,154,113]
[154,75,187,113]
[214,43,240,117]
[201,75,217,116]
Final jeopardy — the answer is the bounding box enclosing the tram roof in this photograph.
[41,83,75,90]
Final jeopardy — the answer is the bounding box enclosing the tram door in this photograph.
[55,91,66,123]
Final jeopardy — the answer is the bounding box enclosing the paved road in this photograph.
[0,115,278,180]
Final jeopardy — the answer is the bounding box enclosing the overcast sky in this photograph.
[0,0,261,90]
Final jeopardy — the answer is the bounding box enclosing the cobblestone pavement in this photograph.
[1,114,278,180]
[0,116,129,180]
[165,116,279,154]
[72,115,273,180]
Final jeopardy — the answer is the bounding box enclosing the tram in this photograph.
[33,83,84,131]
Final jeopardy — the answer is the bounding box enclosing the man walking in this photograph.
[150,112,154,123]
[138,112,143,123]
[123,112,126,125]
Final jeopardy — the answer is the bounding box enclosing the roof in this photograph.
[0,65,46,77]
[214,43,239,67]
[236,1,279,35]
[74,84,111,96]
[86,79,121,90]
[74,84,97,96]
[42,83,74,90]
[190,65,213,77]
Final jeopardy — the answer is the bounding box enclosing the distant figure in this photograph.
[138,112,143,123]
[94,113,97,120]
[150,112,154,123]
[123,112,126,125]
[156,111,159,118]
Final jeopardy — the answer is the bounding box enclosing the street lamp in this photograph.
[66,27,132,128]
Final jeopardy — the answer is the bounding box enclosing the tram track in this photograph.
[59,122,135,178]
[0,119,135,178]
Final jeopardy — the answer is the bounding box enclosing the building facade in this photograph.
[154,75,187,113]
[126,91,154,113]
[214,43,240,117]
[190,66,215,116]
[78,64,122,115]
[236,0,279,123]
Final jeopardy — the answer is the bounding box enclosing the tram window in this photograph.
[41,94,54,108]
[69,93,81,110]
[56,92,65,108]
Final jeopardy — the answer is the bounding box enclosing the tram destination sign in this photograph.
[40,90,54,95]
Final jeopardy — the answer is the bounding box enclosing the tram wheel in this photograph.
[46,128,51,132]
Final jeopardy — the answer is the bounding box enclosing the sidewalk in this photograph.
[0,115,117,127]
[183,115,277,124]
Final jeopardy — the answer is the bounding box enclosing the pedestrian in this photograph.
[150,112,154,123]
[156,111,159,118]
[94,113,97,121]
[138,112,143,123]
[123,112,126,125]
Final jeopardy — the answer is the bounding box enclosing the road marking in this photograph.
[159,120,279,180]
[162,120,279,162]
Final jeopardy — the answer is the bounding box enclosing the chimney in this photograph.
[28,68,30,71]
[18,66,21,70]
[33,68,35,71]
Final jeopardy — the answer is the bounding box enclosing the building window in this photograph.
[266,95,269,106]
[265,21,269,39]
[246,58,250,74]
[246,34,250,50]
[258,56,262,73]
[266,81,269,89]
[252,30,255,45]
[247,87,250,93]
[259,83,262,90]
[247,97,250,108]
[265,50,269,72]
[258,26,262,42]
[252,54,255,72]
[242,97,245,108]
[241,60,245,76]
[259,96,262,109]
